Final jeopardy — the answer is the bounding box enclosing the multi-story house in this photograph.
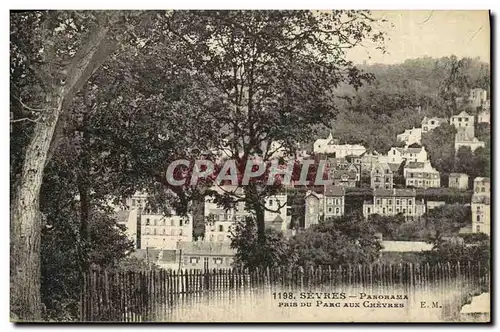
[473,177,490,196]
[448,173,469,190]
[455,127,485,152]
[397,127,422,146]
[384,146,428,164]
[471,177,490,236]
[141,213,193,249]
[471,195,490,235]
[359,151,381,174]
[203,187,289,242]
[403,161,440,188]
[469,88,488,108]
[450,111,475,137]
[313,133,366,158]
[304,186,345,228]
[363,188,426,221]
[370,162,394,189]
[203,193,247,243]
[421,117,447,134]
[478,108,490,124]
[329,168,357,188]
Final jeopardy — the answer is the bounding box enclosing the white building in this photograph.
[396,127,422,146]
[471,177,490,236]
[448,173,469,190]
[478,108,490,124]
[384,146,428,164]
[403,161,440,188]
[313,133,366,158]
[141,213,193,249]
[203,186,289,242]
[304,187,345,228]
[421,117,447,134]
[450,111,475,136]
[469,88,488,108]
[363,188,426,221]
[455,129,485,152]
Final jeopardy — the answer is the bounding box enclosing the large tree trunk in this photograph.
[10,14,120,321]
[10,94,63,321]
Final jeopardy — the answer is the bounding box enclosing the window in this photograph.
[327,198,334,204]
[430,121,435,125]
[403,209,406,214]
[396,200,400,205]
[408,200,412,206]
[396,208,400,213]
[219,225,224,232]
[131,199,136,207]
[179,229,183,236]
[423,126,428,131]
[145,228,149,235]
[336,199,340,205]
[388,199,392,205]
[269,199,273,206]
[153,219,156,226]
[170,219,175,226]
[389,208,392,212]
[153,228,156,235]
[328,207,332,213]
[162,228,166,235]
[476,225,481,232]
[367,208,371,214]
[402,199,406,205]
[477,216,481,222]
[464,118,469,122]
[146,218,150,226]
[210,235,214,242]
[213,257,223,265]
[335,208,340,214]
[482,187,485,192]
[190,257,199,264]
[179,218,183,227]
[393,150,396,155]
[477,206,481,211]
[170,229,176,236]
[382,208,386,214]
[376,199,381,205]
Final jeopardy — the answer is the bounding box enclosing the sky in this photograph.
[347,10,490,65]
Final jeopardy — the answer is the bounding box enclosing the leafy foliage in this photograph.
[289,212,382,267]
[230,216,295,270]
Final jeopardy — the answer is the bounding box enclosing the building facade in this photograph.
[178,241,236,270]
[471,177,490,235]
[450,111,475,138]
[421,117,447,133]
[478,109,490,124]
[403,161,440,188]
[313,133,366,157]
[448,173,469,190]
[141,214,193,249]
[363,188,426,221]
[469,88,488,108]
[304,187,345,228]
[396,127,422,146]
[385,146,428,164]
[370,162,394,189]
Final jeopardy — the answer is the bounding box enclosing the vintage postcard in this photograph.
[10,9,490,323]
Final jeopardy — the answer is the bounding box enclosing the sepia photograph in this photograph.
[9,8,491,323]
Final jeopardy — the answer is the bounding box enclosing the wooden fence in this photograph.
[80,262,489,322]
